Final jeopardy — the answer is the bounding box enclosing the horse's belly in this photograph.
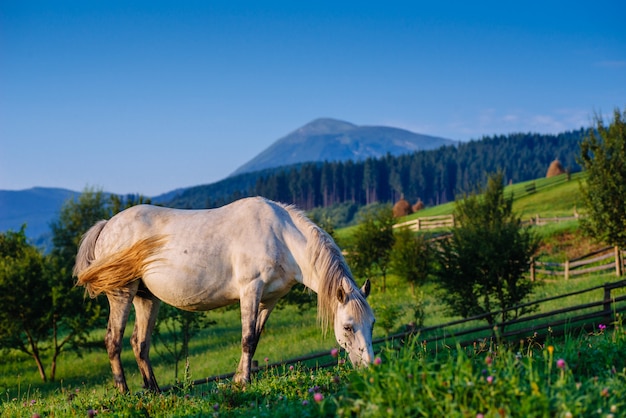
[142,264,239,311]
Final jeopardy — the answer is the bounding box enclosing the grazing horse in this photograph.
[74,197,375,393]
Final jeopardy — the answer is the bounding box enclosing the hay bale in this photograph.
[546,159,566,178]
[393,198,413,218]
[412,199,425,212]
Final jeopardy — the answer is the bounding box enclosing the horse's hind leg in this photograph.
[131,285,161,392]
[106,283,138,393]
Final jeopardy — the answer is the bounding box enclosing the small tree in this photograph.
[578,108,626,250]
[348,204,395,292]
[0,227,53,381]
[153,305,215,380]
[434,172,540,327]
[390,227,432,295]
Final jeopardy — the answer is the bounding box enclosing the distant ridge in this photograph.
[230,118,455,176]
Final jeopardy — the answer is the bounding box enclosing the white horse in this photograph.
[74,197,375,393]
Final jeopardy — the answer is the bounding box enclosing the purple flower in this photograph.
[374,357,382,365]
[213,403,219,411]
[302,400,309,406]
[87,409,97,417]
[599,324,607,331]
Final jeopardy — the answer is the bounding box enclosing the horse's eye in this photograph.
[343,325,353,333]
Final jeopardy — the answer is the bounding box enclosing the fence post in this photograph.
[615,246,623,276]
[416,218,421,231]
[564,260,570,280]
[530,258,535,282]
[603,284,612,317]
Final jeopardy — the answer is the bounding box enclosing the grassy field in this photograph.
[4,171,625,417]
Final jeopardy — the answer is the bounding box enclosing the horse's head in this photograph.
[333,279,375,367]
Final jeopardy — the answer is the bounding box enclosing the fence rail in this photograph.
[163,278,626,391]
[394,214,455,231]
[532,246,624,280]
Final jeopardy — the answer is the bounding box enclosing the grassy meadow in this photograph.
[3,172,626,417]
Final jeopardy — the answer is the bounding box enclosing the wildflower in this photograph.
[213,403,219,411]
[556,359,566,369]
[330,348,339,358]
[374,357,382,365]
[611,405,617,413]
[30,400,36,406]
[289,365,294,371]
[264,357,269,363]
[313,393,324,403]
[476,414,484,418]
[87,409,97,417]
[302,400,309,406]
[333,375,341,384]
[599,324,607,332]
[31,414,41,418]
[601,387,610,397]
[486,376,494,384]
[485,356,493,366]
[564,413,573,418]
[547,345,554,355]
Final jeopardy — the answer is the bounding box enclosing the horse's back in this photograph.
[95,198,305,310]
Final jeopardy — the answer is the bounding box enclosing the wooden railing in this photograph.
[394,214,454,231]
[532,246,624,280]
[164,279,626,390]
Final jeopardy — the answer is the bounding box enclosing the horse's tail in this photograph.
[74,223,166,297]
[73,220,108,279]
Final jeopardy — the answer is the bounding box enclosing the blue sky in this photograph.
[2,1,625,196]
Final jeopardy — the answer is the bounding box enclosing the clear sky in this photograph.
[1,1,625,196]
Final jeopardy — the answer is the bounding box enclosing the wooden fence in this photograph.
[532,246,624,281]
[394,214,455,231]
[163,279,626,390]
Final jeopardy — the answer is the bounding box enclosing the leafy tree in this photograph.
[390,227,432,295]
[578,108,626,250]
[348,204,395,292]
[0,227,53,381]
[433,172,540,327]
[153,305,215,380]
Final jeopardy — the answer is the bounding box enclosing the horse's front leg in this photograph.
[106,285,137,393]
[131,288,161,392]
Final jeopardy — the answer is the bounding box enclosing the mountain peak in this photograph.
[230,118,454,176]
[294,118,357,136]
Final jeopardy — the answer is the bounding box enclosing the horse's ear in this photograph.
[360,279,371,298]
[337,286,347,304]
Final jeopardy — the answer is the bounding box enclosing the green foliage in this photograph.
[340,319,626,417]
[434,172,540,326]
[390,227,432,294]
[578,107,626,248]
[347,204,395,292]
[153,305,216,381]
[0,227,53,381]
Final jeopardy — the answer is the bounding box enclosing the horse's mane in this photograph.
[280,202,369,333]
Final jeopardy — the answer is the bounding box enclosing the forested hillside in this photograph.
[166,129,585,211]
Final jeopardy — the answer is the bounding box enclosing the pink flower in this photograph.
[374,357,382,365]
[289,365,294,371]
[556,359,566,369]
[485,356,493,366]
[264,357,269,363]
[313,393,324,403]
[476,414,484,418]
[486,376,494,384]
[330,348,339,358]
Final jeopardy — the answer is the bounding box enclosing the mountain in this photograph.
[230,118,455,176]
[0,187,80,246]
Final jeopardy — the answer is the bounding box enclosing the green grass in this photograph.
[3,318,625,417]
